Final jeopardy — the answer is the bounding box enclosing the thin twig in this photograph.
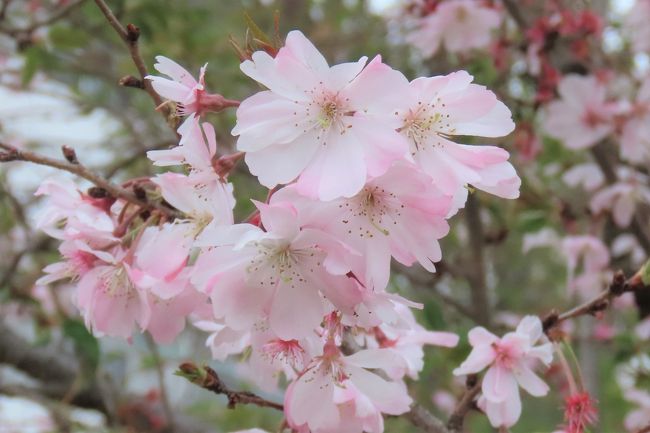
[0,0,86,36]
[145,335,175,432]
[403,403,451,433]
[501,0,528,30]
[177,362,284,411]
[542,270,645,334]
[92,0,173,123]
[0,142,179,218]
[447,376,481,433]
[464,194,491,326]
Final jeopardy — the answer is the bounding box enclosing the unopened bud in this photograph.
[61,145,78,164]
[119,75,144,88]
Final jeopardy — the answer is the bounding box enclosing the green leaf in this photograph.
[641,260,650,285]
[63,319,100,373]
[516,210,548,233]
[21,46,44,87]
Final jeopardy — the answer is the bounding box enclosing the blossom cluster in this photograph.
[34,29,539,431]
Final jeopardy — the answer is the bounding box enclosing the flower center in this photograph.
[400,101,454,151]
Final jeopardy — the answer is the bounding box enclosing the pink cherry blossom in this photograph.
[590,171,650,227]
[636,317,650,340]
[36,239,115,287]
[232,30,408,200]
[35,177,116,243]
[561,235,610,276]
[284,342,411,433]
[620,77,650,163]
[148,115,217,172]
[612,234,646,267]
[194,320,252,361]
[624,0,650,53]
[407,0,502,58]
[153,171,235,236]
[370,303,459,380]
[191,203,359,340]
[272,161,451,290]
[145,284,206,344]
[543,74,615,149]
[396,70,519,199]
[453,316,553,428]
[562,163,604,191]
[76,248,150,339]
[624,389,650,431]
[146,56,236,118]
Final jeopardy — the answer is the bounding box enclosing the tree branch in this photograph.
[403,403,451,433]
[92,0,176,129]
[177,362,284,411]
[0,142,179,218]
[447,376,481,433]
[464,194,491,326]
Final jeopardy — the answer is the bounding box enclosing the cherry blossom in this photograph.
[624,389,650,431]
[543,74,615,149]
[624,0,650,53]
[76,248,150,339]
[146,56,235,119]
[620,76,650,163]
[272,161,451,290]
[590,170,650,228]
[191,203,359,340]
[453,316,553,428]
[562,163,604,191]
[406,0,502,58]
[285,340,412,433]
[232,30,408,200]
[396,70,519,199]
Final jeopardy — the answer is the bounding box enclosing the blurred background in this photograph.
[0,1,649,432]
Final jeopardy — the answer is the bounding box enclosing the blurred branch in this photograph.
[464,194,491,326]
[501,0,528,30]
[0,142,179,218]
[447,376,481,433]
[0,0,86,36]
[145,335,175,432]
[0,319,109,413]
[177,362,284,411]
[403,403,451,433]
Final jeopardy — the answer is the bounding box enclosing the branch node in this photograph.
[118,75,144,89]
[87,186,109,199]
[61,145,78,164]
[125,23,140,43]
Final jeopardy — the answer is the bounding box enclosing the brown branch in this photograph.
[634,425,650,433]
[542,270,646,334]
[501,0,528,30]
[92,0,180,134]
[177,362,284,411]
[92,0,162,105]
[447,376,481,433]
[464,194,491,326]
[403,403,451,433]
[0,142,179,218]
